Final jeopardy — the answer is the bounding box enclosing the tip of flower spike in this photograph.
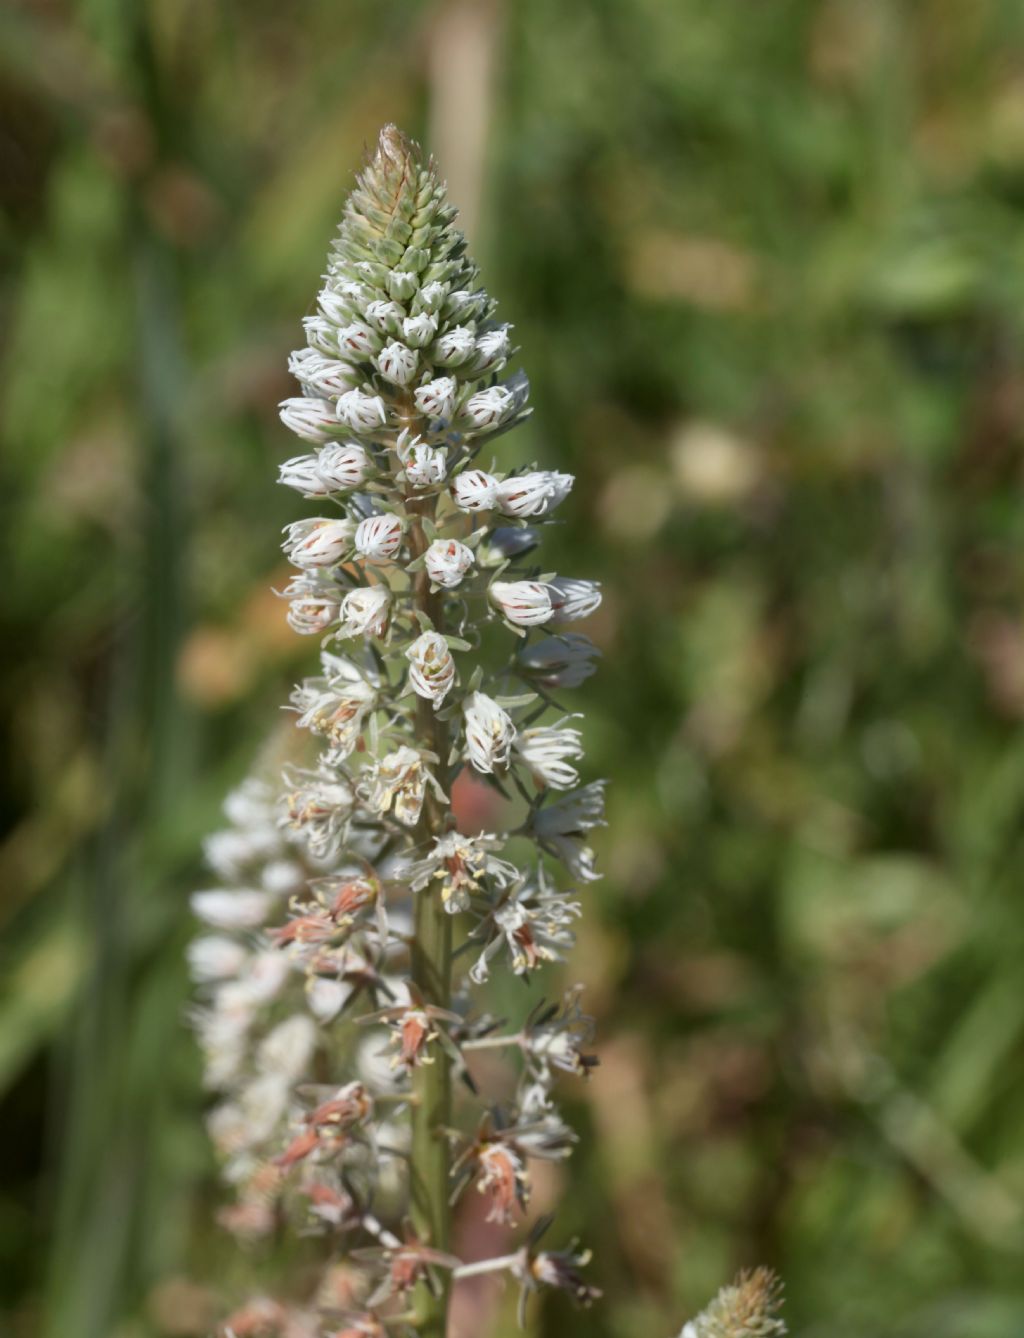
[375,123,419,171]
[683,1267,786,1338]
[361,124,425,194]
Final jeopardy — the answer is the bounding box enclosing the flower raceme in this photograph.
[190,125,604,1336]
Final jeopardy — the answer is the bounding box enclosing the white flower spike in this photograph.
[192,126,603,1333]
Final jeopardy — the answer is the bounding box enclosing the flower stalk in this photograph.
[190,125,604,1336]
[408,506,454,1336]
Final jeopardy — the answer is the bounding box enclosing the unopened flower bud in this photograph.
[402,313,438,349]
[406,631,456,705]
[432,325,476,367]
[472,326,512,373]
[283,518,355,568]
[336,322,381,358]
[317,288,355,325]
[335,388,387,433]
[364,299,403,333]
[398,434,447,487]
[425,538,474,589]
[460,385,514,432]
[515,724,583,790]
[451,469,498,512]
[376,341,418,386]
[414,376,458,420]
[464,692,516,773]
[496,471,574,518]
[548,577,602,623]
[279,397,342,444]
[386,269,418,301]
[354,514,405,562]
[282,574,340,635]
[279,454,330,498]
[444,289,484,321]
[417,280,448,312]
[489,580,553,627]
[317,442,371,491]
[339,587,391,638]
[303,316,339,355]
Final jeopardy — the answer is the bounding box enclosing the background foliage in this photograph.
[3,1,1024,1335]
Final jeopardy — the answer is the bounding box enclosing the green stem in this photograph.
[408,505,453,1337]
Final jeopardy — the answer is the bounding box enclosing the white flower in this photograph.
[387,269,418,301]
[424,538,473,589]
[306,976,352,1022]
[288,346,332,390]
[281,573,340,635]
[414,376,458,420]
[364,746,445,827]
[283,517,354,568]
[202,789,280,876]
[258,1014,317,1080]
[339,587,391,638]
[288,349,359,398]
[188,936,249,983]
[336,322,380,357]
[354,513,405,561]
[375,340,418,386]
[282,766,353,860]
[402,313,438,348]
[316,442,371,490]
[495,470,574,518]
[406,631,456,705]
[417,280,448,312]
[278,454,329,498]
[460,385,514,432]
[261,859,305,897]
[516,634,600,688]
[406,832,520,914]
[472,325,512,373]
[279,396,341,444]
[290,653,377,760]
[317,287,357,325]
[444,290,484,320]
[191,889,273,930]
[489,580,553,627]
[230,951,291,1007]
[451,469,498,512]
[432,325,476,366]
[364,298,403,333]
[235,1072,291,1146]
[469,879,580,983]
[397,432,447,487]
[335,388,387,432]
[220,778,277,831]
[514,723,583,790]
[463,692,516,774]
[548,577,602,623]
[531,782,605,882]
[302,316,339,356]
[305,358,363,398]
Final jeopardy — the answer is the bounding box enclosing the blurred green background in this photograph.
[4,1,1024,1335]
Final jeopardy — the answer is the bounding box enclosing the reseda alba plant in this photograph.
[190,126,603,1337]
